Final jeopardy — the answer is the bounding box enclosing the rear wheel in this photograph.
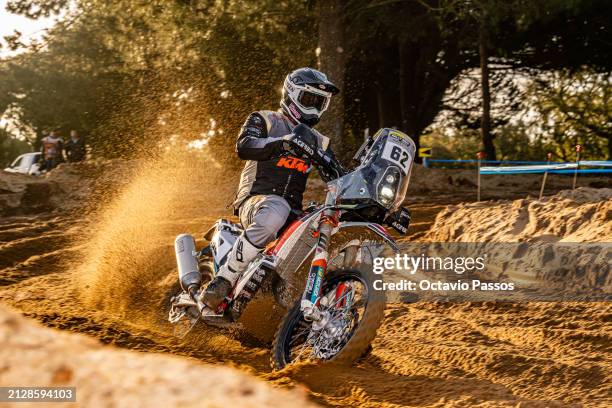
[271,267,385,369]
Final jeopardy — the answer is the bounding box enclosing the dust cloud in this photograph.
[74,149,233,324]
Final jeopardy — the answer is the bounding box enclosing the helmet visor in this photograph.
[298,91,329,111]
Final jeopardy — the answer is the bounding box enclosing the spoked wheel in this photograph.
[271,267,385,369]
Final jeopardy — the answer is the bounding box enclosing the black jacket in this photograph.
[232,110,331,212]
[65,138,86,162]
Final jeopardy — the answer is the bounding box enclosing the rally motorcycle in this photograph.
[168,125,414,369]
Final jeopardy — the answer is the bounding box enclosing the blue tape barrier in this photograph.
[480,168,612,175]
[547,169,612,174]
[428,159,557,164]
[427,158,612,174]
[579,161,612,167]
[480,163,577,174]
[429,159,612,167]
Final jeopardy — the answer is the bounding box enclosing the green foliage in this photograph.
[5,0,67,18]
[421,130,481,161]
[427,68,611,162]
[2,0,317,162]
[0,127,31,167]
[1,0,610,162]
[342,0,611,160]
[493,124,553,162]
[0,12,138,153]
[526,69,611,160]
[422,125,555,162]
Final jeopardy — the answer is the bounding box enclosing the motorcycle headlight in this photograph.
[379,186,395,203]
[377,167,401,207]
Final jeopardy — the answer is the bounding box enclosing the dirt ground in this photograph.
[0,159,610,407]
[0,304,317,408]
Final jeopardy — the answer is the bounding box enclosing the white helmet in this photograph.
[280,67,339,126]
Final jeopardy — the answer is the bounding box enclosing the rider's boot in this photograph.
[202,233,262,309]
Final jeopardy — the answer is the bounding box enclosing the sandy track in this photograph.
[0,305,317,408]
[1,160,611,407]
[0,201,610,407]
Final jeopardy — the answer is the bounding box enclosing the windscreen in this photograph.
[329,128,416,210]
[11,156,23,168]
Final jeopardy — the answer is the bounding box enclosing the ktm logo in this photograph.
[276,156,310,174]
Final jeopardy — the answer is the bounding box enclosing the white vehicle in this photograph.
[4,152,42,176]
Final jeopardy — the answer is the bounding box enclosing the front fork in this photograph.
[301,205,338,321]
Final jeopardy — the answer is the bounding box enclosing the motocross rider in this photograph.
[202,67,340,309]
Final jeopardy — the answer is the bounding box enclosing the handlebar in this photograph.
[287,124,348,182]
[310,148,347,182]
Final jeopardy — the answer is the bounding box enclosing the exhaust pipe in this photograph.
[175,234,202,293]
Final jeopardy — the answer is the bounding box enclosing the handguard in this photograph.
[282,124,317,158]
[283,124,346,181]
[385,207,411,235]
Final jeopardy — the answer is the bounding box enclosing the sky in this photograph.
[0,0,58,57]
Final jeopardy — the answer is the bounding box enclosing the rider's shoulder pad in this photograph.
[253,110,277,132]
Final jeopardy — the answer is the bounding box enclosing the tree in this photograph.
[528,70,611,160]
[1,0,317,161]
[343,0,481,161]
[0,14,137,153]
[317,0,347,143]
[427,0,611,160]
[2,0,610,163]
[0,125,31,167]
[479,19,495,160]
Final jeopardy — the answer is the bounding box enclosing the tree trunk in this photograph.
[608,135,612,160]
[479,23,496,161]
[317,0,346,146]
[398,39,409,133]
[375,82,385,128]
[398,39,421,162]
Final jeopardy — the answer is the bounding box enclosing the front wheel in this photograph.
[271,267,385,370]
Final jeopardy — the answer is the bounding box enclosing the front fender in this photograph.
[333,221,399,253]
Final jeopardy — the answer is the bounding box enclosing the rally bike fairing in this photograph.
[169,126,415,367]
[329,128,415,219]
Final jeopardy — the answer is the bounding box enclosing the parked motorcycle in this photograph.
[169,126,414,369]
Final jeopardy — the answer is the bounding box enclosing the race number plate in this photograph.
[381,140,412,174]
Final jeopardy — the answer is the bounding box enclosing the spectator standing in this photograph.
[65,130,86,162]
[40,130,64,171]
